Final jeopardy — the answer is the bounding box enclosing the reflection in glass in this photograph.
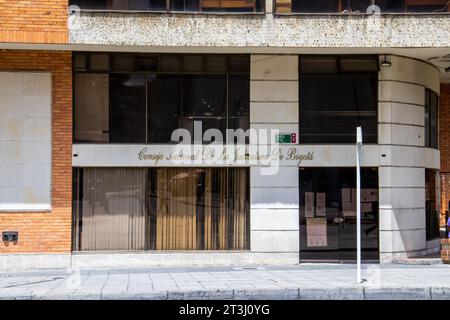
[74,73,109,142]
[299,57,378,144]
[299,167,379,262]
[110,73,147,142]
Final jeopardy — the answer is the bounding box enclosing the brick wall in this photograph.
[0,50,72,253]
[0,0,68,44]
[440,83,450,226]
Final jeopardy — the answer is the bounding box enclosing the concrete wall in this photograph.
[378,55,441,262]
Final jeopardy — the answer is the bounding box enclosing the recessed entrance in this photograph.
[299,167,379,262]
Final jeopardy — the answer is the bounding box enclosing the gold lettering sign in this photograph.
[137,147,314,165]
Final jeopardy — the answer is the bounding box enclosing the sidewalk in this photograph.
[0,264,449,300]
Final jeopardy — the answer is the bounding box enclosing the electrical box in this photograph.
[2,231,18,243]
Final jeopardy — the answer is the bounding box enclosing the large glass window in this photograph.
[69,0,265,12]
[425,169,440,241]
[299,56,378,144]
[275,0,450,13]
[425,88,439,149]
[73,167,250,251]
[73,53,250,144]
[299,167,379,262]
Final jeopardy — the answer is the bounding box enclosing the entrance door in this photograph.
[299,167,379,262]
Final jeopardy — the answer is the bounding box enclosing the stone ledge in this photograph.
[69,12,450,48]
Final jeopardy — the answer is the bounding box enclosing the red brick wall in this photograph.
[440,83,450,226]
[0,50,72,253]
[0,0,68,44]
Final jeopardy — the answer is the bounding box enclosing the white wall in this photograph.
[0,72,52,211]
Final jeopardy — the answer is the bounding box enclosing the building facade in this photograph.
[0,0,449,269]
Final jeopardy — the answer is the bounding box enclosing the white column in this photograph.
[378,55,440,262]
[249,55,299,264]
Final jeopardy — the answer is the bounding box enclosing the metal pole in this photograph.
[356,126,362,284]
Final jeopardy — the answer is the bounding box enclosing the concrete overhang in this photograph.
[0,12,449,82]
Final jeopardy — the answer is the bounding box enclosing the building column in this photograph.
[378,55,440,262]
[249,55,299,264]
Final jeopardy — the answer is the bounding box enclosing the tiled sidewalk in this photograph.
[0,264,449,300]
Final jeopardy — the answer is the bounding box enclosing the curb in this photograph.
[2,286,449,300]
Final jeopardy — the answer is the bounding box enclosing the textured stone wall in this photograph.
[0,50,72,253]
[69,12,450,48]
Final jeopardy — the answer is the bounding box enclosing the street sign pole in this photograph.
[356,126,362,284]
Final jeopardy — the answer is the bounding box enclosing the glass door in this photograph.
[299,167,379,262]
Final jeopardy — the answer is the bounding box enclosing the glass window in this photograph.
[228,74,250,143]
[148,168,249,250]
[299,56,378,144]
[89,53,109,72]
[160,55,181,72]
[172,0,200,11]
[73,167,250,251]
[275,0,447,13]
[109,73,147,142]
[74,73,109,142]
[74,54,88,72]
[72,168,147,251]
[73,53,250,144]
[147,74,182,143]
[299,167,379,262]
[183,55,204,73]
[291,0,339,12]
[425,169,440,240]
[425,88,439,149]
[300,56,338,74]
[136,54,158,72]
[69,0,265,12]
[111,54,136,72]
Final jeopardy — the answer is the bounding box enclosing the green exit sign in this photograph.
[275,133,297,144]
